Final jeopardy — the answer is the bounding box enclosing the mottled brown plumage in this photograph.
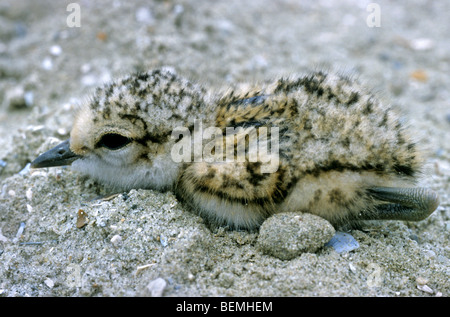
[31,68,439,229]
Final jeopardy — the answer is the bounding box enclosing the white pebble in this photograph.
[416,276,428,285]
[49,45,62,56]
[135,7,154,25]
[44,278,54,288]
[215,19,234,34]
[19,163,31,176]
[173,4,184,15]
[8,190,15,197]
[30,170,47,178]
[417,284,433,294]
[41,57,53,70]
[410,38,435,51]
[28,125,45,132]
[15,222,26,241]
[146,277,166,297]
[26,188,33,201]
[26,204,33,213]
[57,128,67,136]
[110,234,122,246]
[0,229,9,242]
[80,63,91,73]
[24,91,34,107]
[160,234,168,247]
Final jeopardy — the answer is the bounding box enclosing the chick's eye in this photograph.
[97,133,132,150]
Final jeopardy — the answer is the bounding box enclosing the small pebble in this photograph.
[410,70,428,82]
[13,222,26,243]
[422,249,436,259]
[135,7,154,25]
[173,4,184,15]
[160,234,168,247]
[410,38,435,51]
[213,19,234,35]
[409,233,419,242]
[18,163,31,176]
[217,272,235,288]
[416,276,428,286]
[57,128,67,136]
[417,284,433,294]
[325,231,360,253]
[41,57,53,70]
[5,86,31,109]
[24,91,34,107]
[49,45,62,56]
[187,273,195,281]
[0,229,9,242]
[96,31,108,41]
[146,277,167,297]
[257,212,335,260]
[110,234,122,246]
[25,188,33,201]
[27,125,45,133]
[76,209,88,229]
[44,278,54,288]
[80,63,91,73]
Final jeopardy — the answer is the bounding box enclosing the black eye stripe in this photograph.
[96,133,132,150]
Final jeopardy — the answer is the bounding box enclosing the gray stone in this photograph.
[257,212,335,260]
[146,277,167,297]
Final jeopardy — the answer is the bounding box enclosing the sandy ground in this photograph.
[0,0,449,297]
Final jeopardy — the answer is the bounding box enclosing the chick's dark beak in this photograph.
[31,139,80,168]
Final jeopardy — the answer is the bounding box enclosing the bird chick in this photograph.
[31,68,439,229]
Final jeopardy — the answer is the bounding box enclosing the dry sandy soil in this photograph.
[0,0,449,297]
